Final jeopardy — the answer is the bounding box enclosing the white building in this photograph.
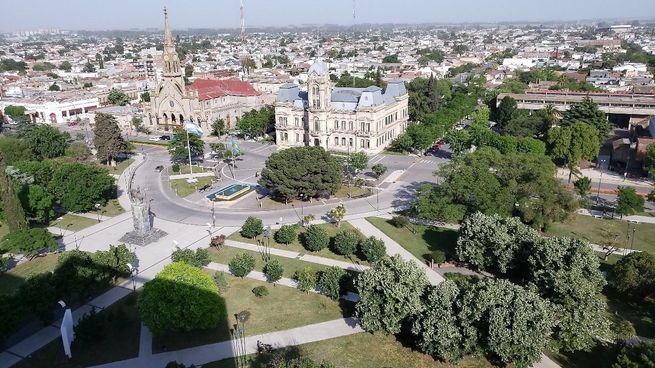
[0,96,99,124]
[274,61,409,155]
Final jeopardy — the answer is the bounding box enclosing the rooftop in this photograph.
[187,79,260,101]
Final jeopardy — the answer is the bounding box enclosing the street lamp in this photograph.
[596,159,606,206]
[211,200,216,228]
[264,226,272,261]
[631,227,636,251]
[126,263,137,292]
[95,203,101,222]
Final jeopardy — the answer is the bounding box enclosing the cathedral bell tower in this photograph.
[162,7,182,77]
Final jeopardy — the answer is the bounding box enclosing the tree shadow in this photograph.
[420,226,458,262]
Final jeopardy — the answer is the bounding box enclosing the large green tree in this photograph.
[0,228,57,259]
[138,262,226,333]
[0,154,27,232]
[236,106,274,138]
[615,186,645,217]
[49,162,116,212]
[645,144,655,177]
[611,252,655,299]
[355,255,429,334]
[612,341,655,368]
[496,96,517,128]
[93,113,128,164]
[168,128,204,162]
[18,184,55,224]
[25,124,70,159]
[414,147,576,228]
[259,146,342,200]
[106,88,129,106]
[547,122,600,182]
[561,96,610,141]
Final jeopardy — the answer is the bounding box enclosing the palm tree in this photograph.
[544,104,561,126]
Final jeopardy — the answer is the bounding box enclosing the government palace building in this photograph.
[147,9,265,132]
[274,61,409,154]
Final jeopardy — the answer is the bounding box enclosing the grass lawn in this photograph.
[97,198,125,217]
[109,158,135,175]
[14,292,140,368]
[227,222,369,265]
[208,247,332,279]
[547,214,655,253]
[170,164,208,175]
[153,273,350,353]
[604,288,655,339]
[0,221,9,239]
[366,217,458,262]
[49,213,98,232]
[205,332,493,368]
[170,176,215,197]
[334,186,371,199]
[0,253,61,296]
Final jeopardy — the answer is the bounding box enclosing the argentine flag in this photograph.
[185,121,204,136]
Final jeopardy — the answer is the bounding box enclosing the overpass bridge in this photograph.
[497,90,655,116]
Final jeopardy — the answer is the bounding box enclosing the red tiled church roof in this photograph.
[188,79,260,101]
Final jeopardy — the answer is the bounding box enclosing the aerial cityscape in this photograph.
[0,1,655,368]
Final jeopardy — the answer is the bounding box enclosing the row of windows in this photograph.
[332,120,372,132]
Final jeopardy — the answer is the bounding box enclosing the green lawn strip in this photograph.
[227,222,369,266]
[365,216,458,262]
[170,164,209,175]
[546,214,655,253]
[334,186,371,199]
[152,273,350,353]
[96,198,125,217]
[0,253,61,296]
[14,292,140,368]
[49,213,98,232]
[109,158,135,175]
[204,332,493,368]
[170,176,215,197]
[208,247,332,279]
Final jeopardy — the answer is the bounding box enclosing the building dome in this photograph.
[308,60,328,76]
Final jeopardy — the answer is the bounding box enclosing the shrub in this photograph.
[171,247,210,268]
[333,230,359,256]
[0,228,58,259]
[389,215,409,228]
[171,163,180,173]
[318,266,346,300]
[74,308,107,342]
[611,252,655,298]
[359,236,386,262]
[294,267,317,292]
[252,285,269,297]
[275,224,298,244]
[302,225,329,252]
[264,259,284,283]
[431,250,447,264]
[138,262,226,333]
[241,216,264,239]
[372,163,387,178]
[213,271,229,292]
[229,253,256,277]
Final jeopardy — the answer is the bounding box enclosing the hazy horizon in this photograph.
[1,0,655,33]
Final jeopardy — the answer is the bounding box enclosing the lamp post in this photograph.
[299,193,305,221]
[95,203,101,222]
[185,121,197,183]
[596,159,606,205]
[126,263,137,292]
[211,200,216,228]
[264,226,272,261]
[631,227,636,251]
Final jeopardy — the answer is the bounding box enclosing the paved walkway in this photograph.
[90,318,364,368]
[578,208,655,225]
[557,167,653,189]
[224,239,369,273]
[205,262,360,302]
[169,172,215,180]
[71,212,112,222]
[348,218,445,285]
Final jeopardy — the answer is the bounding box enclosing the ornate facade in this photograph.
[148,9,265,132]
[274,61,409,154]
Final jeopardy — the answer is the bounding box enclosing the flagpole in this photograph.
[186,121,195,183]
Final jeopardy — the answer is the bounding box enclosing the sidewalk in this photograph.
[90,318,364,368]
[557,167,653,189]
[578,208,655,225]
[348,218,445,285]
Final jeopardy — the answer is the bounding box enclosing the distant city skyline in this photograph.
[1,0,655,33]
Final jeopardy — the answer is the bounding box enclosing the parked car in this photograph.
[148,136,160,141]
[155,165,164,172]
[159,135,171,141]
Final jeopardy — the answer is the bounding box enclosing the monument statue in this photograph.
[120,186,166,246]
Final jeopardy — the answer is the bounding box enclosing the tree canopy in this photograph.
[414,147,576,228]
[355,255,429,334]
[547,122,600,178]
[107,88,129,106]
[168,128,204,162]
[138,262,226,334]
[259,146,342,200]
[561,96,609,142]
[236,106,274,138]
[24,124,70,159]
[611,252,655,299]
[93,113,128,164]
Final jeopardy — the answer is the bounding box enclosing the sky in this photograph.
[1,0,654,32]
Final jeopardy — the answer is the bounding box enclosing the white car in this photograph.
[148,136,160,141]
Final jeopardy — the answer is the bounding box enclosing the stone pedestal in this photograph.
[120,187,167,246]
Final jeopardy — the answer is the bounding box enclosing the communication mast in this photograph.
[239,0,249,79]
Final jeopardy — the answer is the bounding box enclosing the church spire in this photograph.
[162,6,181,76]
